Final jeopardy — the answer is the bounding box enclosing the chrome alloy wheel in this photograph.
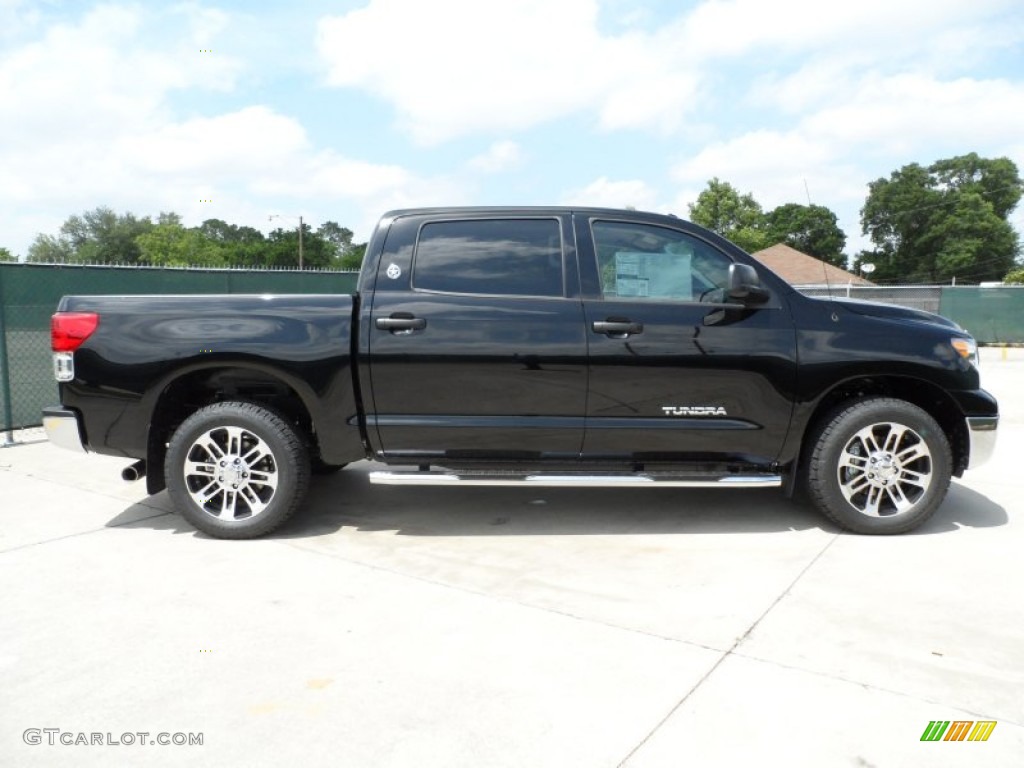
[837,421,933,517]
[183,426,279,522]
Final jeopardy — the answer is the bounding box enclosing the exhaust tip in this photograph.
[122,460,146,482]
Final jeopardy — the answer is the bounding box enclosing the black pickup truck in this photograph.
[43,207,998,538]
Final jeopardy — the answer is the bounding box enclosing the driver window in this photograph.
[592,220,732,302]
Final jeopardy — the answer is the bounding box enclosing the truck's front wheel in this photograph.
[806,397,952,534]
[165,401,310,539]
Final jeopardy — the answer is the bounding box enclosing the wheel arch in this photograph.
[787,375,968,495]
[145,363,319,495]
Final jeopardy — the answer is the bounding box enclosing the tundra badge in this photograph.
[662,406,728,416]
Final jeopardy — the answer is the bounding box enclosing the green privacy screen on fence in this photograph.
[0,263,358,432]
[938,286,1024,345]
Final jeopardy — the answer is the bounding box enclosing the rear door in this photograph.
[577,214,798,464]
[366,213,588,460]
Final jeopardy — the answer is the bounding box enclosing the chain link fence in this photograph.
[0,263,358,435]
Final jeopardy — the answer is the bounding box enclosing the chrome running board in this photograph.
[369,471,782,488]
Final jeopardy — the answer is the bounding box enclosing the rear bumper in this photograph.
[42,406,87,453]
[965,416,997,470]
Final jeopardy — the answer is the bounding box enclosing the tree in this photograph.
[189,218,265,266]
[317,221,353,253]
[1002,265,1024,284]
[930,154,1021,218]
[64,207,154,263]
[27,207,155,264]
[338,242,366,271]
[136,221,224,266]
[0,247,14,262]
[316,221,366,269]
[764,203,847,267]
[688,178,768,252]
[27,209,363,269]
[198,218,264,245]
[296,223,333,269]
[689,179,850,261]
[861,154,1022,283]
[27,233,73,262]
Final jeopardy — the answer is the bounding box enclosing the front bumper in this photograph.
[965,416,997,470]
[42,406,87,453]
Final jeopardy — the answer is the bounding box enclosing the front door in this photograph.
[576,215,798,464]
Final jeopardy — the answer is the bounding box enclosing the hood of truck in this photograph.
[815,297,963,331]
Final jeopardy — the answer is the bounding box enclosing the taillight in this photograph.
[51,312,99,352]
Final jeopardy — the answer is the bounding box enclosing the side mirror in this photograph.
[727,263,770,304]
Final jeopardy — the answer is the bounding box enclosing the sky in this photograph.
[2,0,1023,261]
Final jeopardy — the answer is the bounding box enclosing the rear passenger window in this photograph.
[413,219,564,297]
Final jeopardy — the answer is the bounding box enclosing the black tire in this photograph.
[805,397,952,534]
[165,401,310,539]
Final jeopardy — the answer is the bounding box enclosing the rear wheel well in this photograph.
[146,367,317,494]
[801,376,968,479]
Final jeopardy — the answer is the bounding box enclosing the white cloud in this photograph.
[468,141,523,173]
[805,75,1024,155]
[317,0,596,143]
[315,0,1022,145]
[316,0,698,143]
[675,131,831,187]
[561,177,660,211]
[116,107,309,176]
[177,2,229,46]
[0,3,441,253]
[0,5,239,146]
[679,0,1016,59]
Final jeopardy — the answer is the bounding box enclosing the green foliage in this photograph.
[689,179,850,262]
[1004,266,1024,284]
[27,209,364,270]
[28,207,155,264]
[338,242,366,271]
[136,221,224,266]
[764,203,847,267]
[317,221,353,252]
[264,226,324,269]
[849,250,879,277]
[27,233,74,263]
[688,178,769,252]
[0,246,15,262]
[316,222,366,270]
[861,153,1022,283]
[62,207,154,264]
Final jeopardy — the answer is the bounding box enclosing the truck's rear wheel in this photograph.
[165,401,310,539]
[806,397,951,534]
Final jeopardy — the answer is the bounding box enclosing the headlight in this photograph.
[951,337,978,366]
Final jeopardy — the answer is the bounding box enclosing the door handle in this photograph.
[376,315,427,332]
[592,319,643,337]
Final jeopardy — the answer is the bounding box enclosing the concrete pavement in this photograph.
[1,347,1021,767]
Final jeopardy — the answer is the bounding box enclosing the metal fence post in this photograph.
[0,267,15,446]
